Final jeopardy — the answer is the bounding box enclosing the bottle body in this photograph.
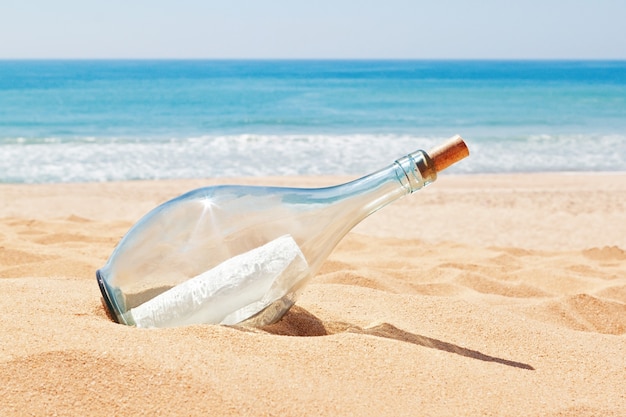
[97,149,437,328]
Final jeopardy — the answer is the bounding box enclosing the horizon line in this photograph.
[1,57,626,61]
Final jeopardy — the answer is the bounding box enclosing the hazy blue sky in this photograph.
[2,0,625,59]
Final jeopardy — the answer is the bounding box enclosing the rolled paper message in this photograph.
[125,235,308,328]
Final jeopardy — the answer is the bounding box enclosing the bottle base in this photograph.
[96,269,122,324]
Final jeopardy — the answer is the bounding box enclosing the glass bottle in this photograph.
[97,135,469,328]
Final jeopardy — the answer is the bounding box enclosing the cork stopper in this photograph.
[428,135,469,173]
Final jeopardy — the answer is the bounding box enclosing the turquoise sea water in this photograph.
[1,60,625,182]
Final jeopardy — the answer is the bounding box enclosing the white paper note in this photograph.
[127,235,308,328]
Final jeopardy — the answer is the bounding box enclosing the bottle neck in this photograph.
[268,148,438,279]
[393,149,438,193]
[328,149,438,220]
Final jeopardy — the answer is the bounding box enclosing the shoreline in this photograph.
[2,172,625,249]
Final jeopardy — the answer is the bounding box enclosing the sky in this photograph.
[1,0,625,59]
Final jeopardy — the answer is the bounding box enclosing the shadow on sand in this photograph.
[250,306,535,371]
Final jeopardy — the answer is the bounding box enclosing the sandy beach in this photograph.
[1,172,625,416]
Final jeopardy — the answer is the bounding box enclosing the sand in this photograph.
[1,173,625,416]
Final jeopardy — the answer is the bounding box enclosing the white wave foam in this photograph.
[1,133,624,183]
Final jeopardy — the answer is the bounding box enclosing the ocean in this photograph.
[1,60,625,183]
